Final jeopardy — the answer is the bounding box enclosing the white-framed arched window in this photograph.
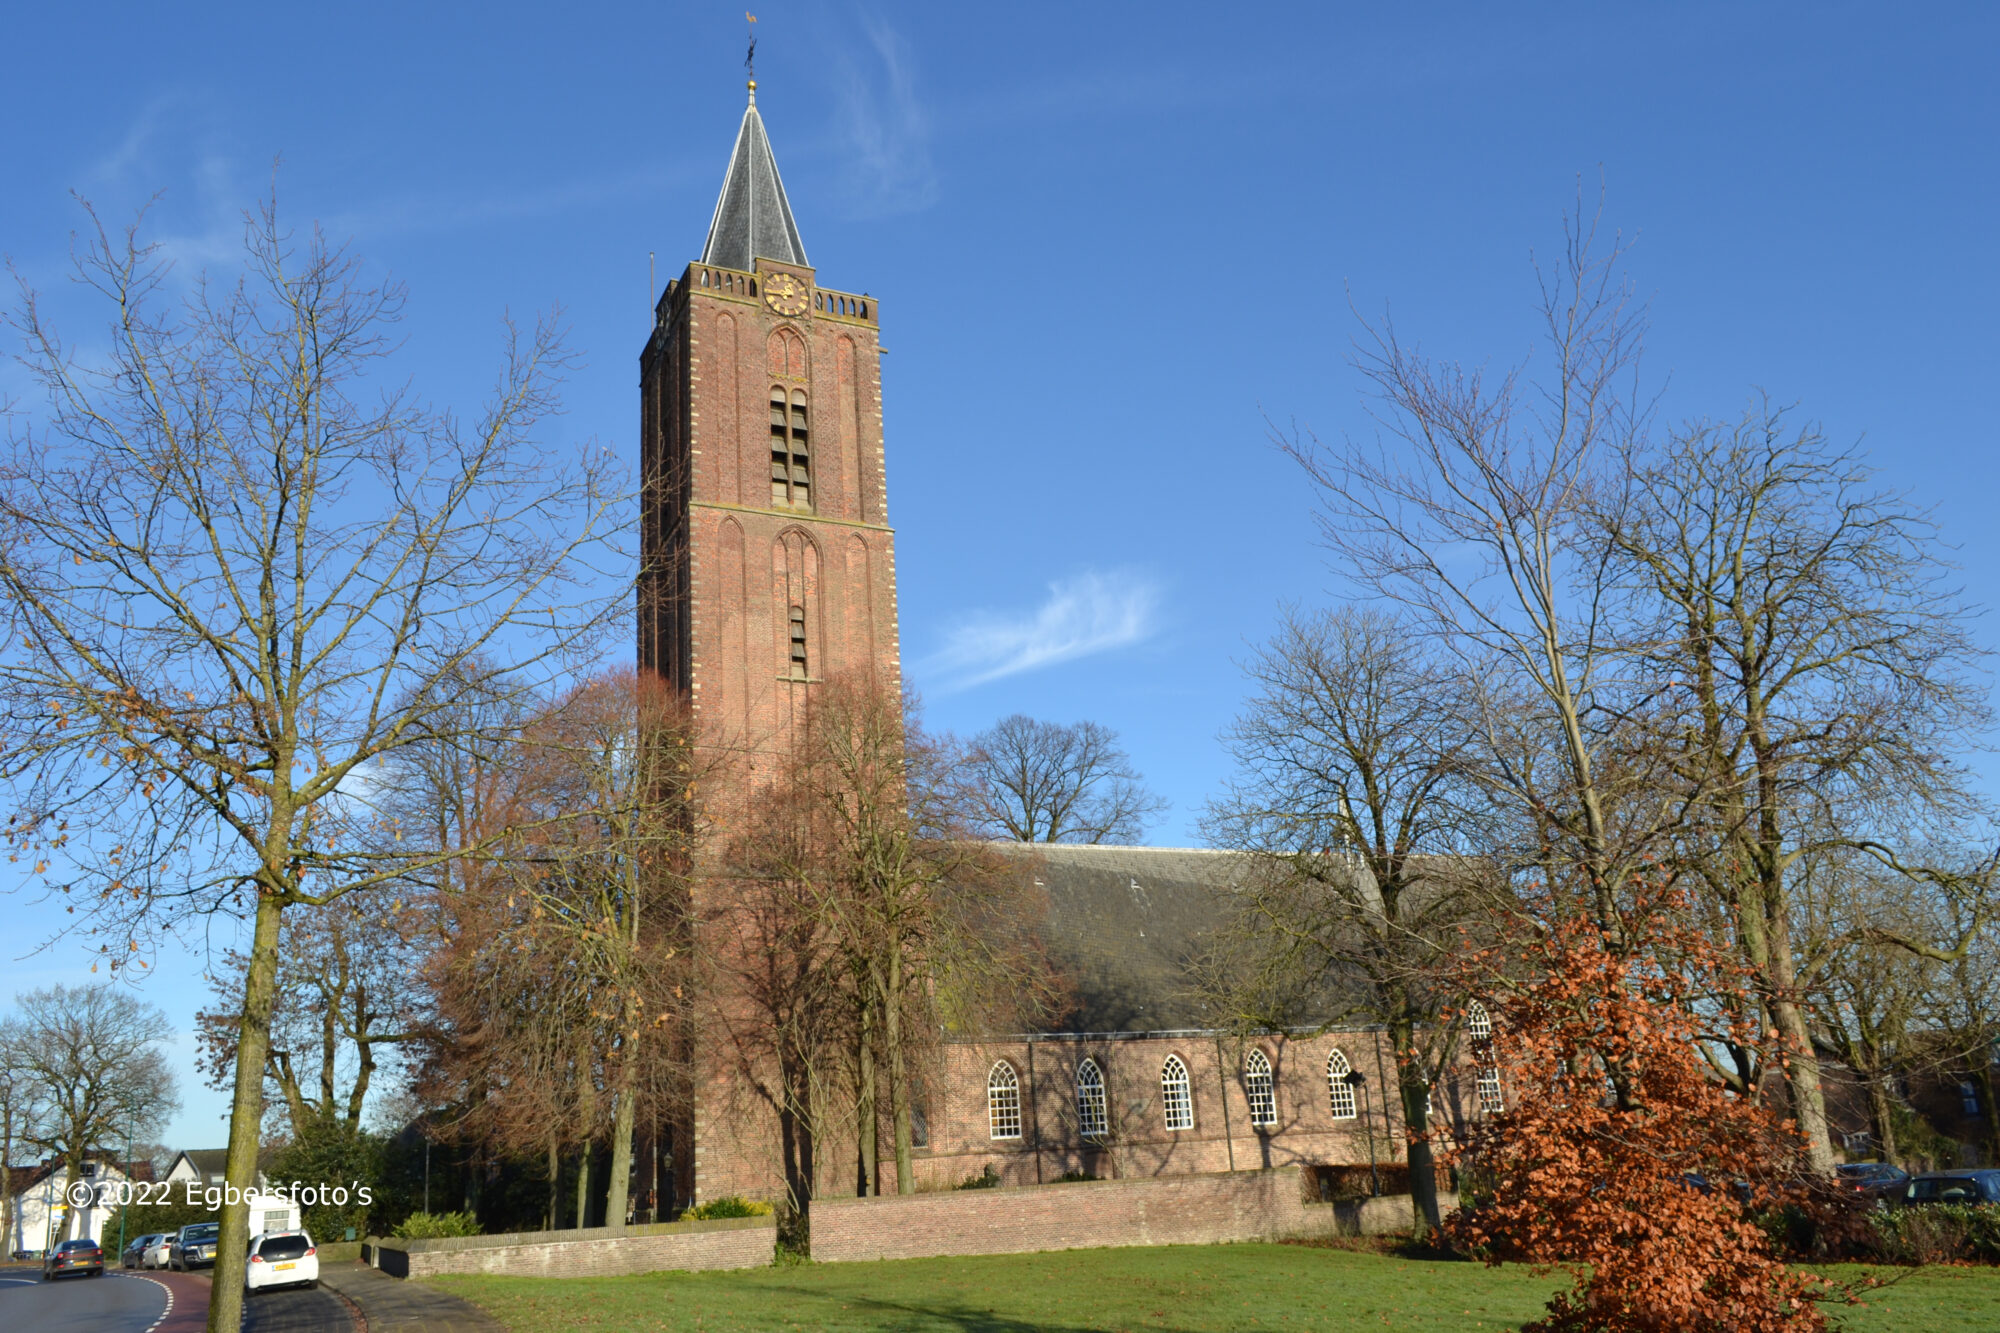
[1327,1049,1358,1120]
[1477,1067,1504,1115]
[1076,1058,1108,1138]
[1244,1049,1277,1128]
[1467,1000,1493,1042]
[988,1060,1022,1140]
[1161,1055,1194,1131]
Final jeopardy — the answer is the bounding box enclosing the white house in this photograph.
[5,1156,152,1253]
[163,1149,301,1236]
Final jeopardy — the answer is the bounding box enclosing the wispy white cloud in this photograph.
[80,90,250,271]
[827,16,938,218]
[922,569,1162,692]
[322,161,701,246]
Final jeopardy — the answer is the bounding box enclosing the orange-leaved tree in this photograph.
[1446,883,1837,1333]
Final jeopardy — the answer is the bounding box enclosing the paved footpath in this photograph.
[241,1275,362,1333]
[318,1262,503,1333]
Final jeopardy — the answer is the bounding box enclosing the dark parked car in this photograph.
[1837,1162,1911,1200]
[170,1221,221,1271]
[41,1238,105,1280]
[1904,1169,2000,1205]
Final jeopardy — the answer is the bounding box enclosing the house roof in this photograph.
[4,1155,155,1192]
[699,86,809,273]
[173,1148,230,1183]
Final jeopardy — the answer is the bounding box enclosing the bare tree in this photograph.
[0,200,622,1328]
[0,1024,43,1254]
[1604,406,1991,1171]
[723,678,1058,1241]
[507,669,706,1227]
[1283,199,1668,930]
[963,715,1168,844]
[196,897,425,1138]
[1916,901,2000,1167]
[1801,860,1940,1167]
[1204,605,1498,1233]
[418,873,606,1230]
[3,985,179,1240]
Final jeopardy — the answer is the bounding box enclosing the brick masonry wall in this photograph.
[904,1032,1476,1192]
[368,1216,774,1279]
[813,1167,1339,1264]
[678,1025,1485,1204]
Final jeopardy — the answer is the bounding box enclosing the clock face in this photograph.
[763,272,810,317]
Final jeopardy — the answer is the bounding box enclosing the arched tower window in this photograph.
[1161,1055,1194,1131]
[787,605,808,680]
[1076,1058,1108,1138]
[1326,1049,1357,1120]
[1244,1049,1277,1128]
[988,1061,1022,1140]
[1467,1000,1493,1042]
[770,386,810,508]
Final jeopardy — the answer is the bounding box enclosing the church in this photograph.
[635,79,1484,1213]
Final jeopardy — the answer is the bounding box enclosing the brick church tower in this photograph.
[639,80,902,1207]
[639,80,900,763]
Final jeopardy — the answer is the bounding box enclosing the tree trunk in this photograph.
[1761,883,1836,1173]
[1864,1075,1902,1167]
[209,886,285,1333]
[545,1138,559,1231]
[1770,996,1836,1173]
[884,955,914,1195]
[58,1157,80,1243]
[774,1042,816,1252]
[0,1102,11,1258]
[345,986,377,1131]
[573,1148,590,1230]
[1389,1022,1441,1236]
[465,1148,483,1224]
[857,1002,878,1196]
[1976,1064,2000,1167]
[606,999,641,1228]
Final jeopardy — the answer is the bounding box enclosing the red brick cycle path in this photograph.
[110,1268,210,1332]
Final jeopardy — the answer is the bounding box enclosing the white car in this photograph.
[141,1234,173,1269]
[243,1230,318,1294]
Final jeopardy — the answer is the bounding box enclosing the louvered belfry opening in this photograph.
[770,387,810,508]
[788,605,808,679]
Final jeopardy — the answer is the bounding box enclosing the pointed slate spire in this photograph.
[700,83,809,272]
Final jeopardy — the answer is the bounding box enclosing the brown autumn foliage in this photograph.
[1445,882,1840,1333]
[411,668,704,1227]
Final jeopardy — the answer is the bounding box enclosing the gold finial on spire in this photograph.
[745,12,758,103]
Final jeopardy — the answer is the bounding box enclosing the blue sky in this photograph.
[3,2,1997,1148]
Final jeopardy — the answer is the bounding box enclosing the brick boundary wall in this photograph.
[365,1215,775,1279]
[812,1166,1425,1264]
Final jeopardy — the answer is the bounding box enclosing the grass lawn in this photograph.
[429,1243,2000,1332]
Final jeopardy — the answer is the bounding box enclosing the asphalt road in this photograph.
[0,1262,350,1332]
[0,1265,170,1331]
